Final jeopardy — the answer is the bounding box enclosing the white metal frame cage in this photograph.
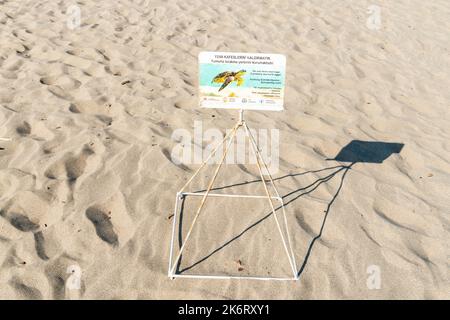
[168,110,298,281]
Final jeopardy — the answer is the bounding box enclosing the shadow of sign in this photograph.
[331,140,404,163]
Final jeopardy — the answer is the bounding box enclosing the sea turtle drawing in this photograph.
[211,70,246,91]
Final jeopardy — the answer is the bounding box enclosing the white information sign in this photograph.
[199,51,286,111]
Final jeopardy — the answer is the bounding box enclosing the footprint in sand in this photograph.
[0,70,18,80]
[46,86,73,101]
[68,100,113,117]
[104,65,124,76]
[16,121,31,136]
[1,192,47,233]
[0,191,57,260]
[9,278,43,300]
[68,103,81,113]
[65,154,89,182]
[84,193,134,247]
[3,59,24,72]
[39,75,81,90]
[8,214,39,232]
[33,231,49,261]
[85,206,119,246]
[39,75,81,101]
[44,146,94,183]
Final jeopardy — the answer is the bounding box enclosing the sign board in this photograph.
[198,51,286,111]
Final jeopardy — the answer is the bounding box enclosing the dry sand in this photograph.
[0,0,449,299]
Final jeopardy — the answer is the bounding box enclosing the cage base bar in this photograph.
[181,192,281,201]
[169,273,298,281]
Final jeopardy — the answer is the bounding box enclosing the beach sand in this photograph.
[0,0,449,299]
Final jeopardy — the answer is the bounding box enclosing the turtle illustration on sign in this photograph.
[211,70,246,91]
